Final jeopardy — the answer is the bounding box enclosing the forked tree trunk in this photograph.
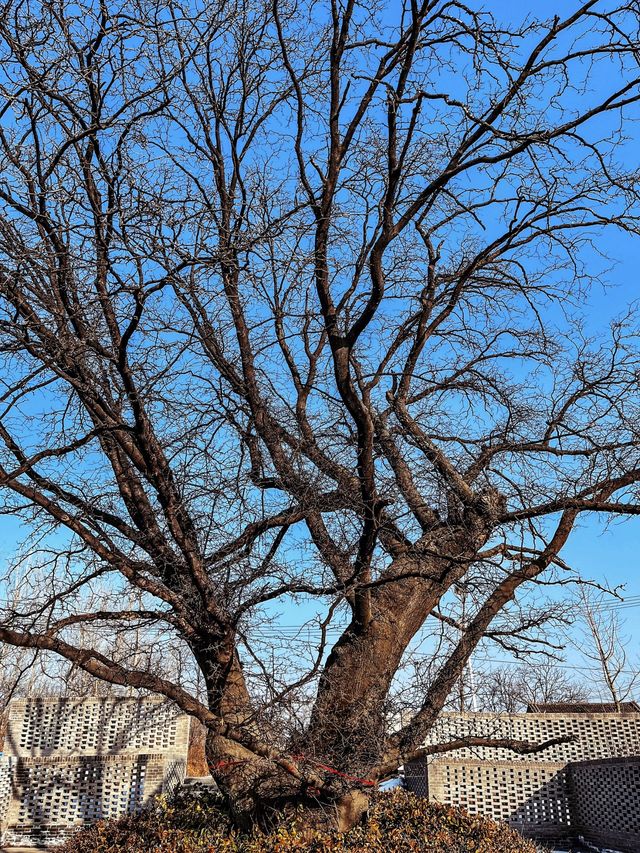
[205,727,372,832]
[305,525,488,772]
[204,524,491,832]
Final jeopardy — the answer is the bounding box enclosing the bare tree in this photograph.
[1,0,640,830]
[575,590,639,708]
[475,663,591,713]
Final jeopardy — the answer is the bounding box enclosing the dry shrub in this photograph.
[60,789,538,853]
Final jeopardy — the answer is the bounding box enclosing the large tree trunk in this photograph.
[304,524,488,775]
[192,639,293,826]
[199,523,492,831]
[204,728,370,831]
[196,633,377,830]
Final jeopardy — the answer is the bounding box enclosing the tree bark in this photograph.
[305,520,491,773]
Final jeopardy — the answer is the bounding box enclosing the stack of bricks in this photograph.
[0,696,190,847]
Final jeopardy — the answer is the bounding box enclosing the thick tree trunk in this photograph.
[305,523,488,773]
[200,521,493,831]
[192,638,291,825]
[204,728,370,831]
[196,638,373,830]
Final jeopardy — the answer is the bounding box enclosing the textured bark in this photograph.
[306,522,490,773]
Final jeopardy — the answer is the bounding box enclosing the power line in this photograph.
[595,596,640,612]
[477,656,639,677]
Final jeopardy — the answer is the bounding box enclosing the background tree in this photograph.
[573,588,639,708]
[1,0,640,830]
[474,663,590,713]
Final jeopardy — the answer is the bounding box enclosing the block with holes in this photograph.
[404,707,640,850]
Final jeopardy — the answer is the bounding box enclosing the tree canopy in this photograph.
[0,0,639,828]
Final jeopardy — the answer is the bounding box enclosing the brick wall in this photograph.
[405,711,640,848]
[0,697,190,847]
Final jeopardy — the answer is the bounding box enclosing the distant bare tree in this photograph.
[475,663,590,713]
[0,0,640,830]
[576,590,639,708]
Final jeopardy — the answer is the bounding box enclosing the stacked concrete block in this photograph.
[0,696,190,847]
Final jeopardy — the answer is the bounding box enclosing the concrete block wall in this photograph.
[5,696,190,757]
[423,710,640,763]
[570,756,640,853]
[405,711,640,847]
[0,697,190,847]
[422,760,572,840]
[0,757,12,825]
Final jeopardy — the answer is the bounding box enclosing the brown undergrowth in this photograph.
[60,789,538,853]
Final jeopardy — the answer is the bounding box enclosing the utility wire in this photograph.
[475,656,639,677]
